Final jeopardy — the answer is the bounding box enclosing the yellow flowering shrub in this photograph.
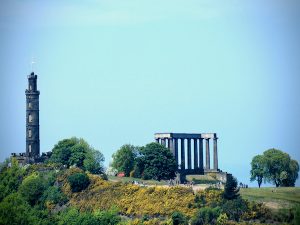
[58,169,197,217]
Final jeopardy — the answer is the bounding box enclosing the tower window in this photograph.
[28,129,32,138]
[28,145,32,153]
[29,114,33,122]
[29,85,32,90]
[28,102,32,108]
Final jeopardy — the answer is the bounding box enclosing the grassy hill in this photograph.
[240,187,300,209]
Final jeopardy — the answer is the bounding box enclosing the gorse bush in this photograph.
[68,172,90,192]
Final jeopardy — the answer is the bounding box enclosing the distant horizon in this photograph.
[1,1,299,187]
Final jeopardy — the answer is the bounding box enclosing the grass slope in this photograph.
[240,187,300,209]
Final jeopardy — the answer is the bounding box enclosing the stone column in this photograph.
[187,138,191,170]
[168,138,172,149]
[161,138,166,147]
[193,139,198,170]
[199,138,203,170]
[174,138,178,168]
[205,138,210,170]
[213,138,218,170]
[181,138,185,170]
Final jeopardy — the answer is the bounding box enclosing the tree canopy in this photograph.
[223,175,240,200]
[250,148,299,187]
[111,144,138,176]
[250,155,265,188]
[136,142,177,181]
[49,137,105,174]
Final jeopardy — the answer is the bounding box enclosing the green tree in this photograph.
[137,142,177,181]
[223,175,239,200]
[263,148,299,187]
[49,137,105,174]
[250,155,265,188]
[68,173,90,192]
[0,158,24,201]
[111,144,138,176]
[50,137,78,166]
[19,173,46,206]
[0,193,34,225]
[56,208,98,225]
[83,149,105,174]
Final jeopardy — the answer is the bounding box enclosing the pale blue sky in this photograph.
[1,0,299,186]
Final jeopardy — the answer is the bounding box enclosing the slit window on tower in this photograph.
[29,145,31,153]
[28,102,32,108]
[29,129,32,138]
[29,85,32,90]
[29,114,33,122]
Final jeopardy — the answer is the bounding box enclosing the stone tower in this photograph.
[25,72,40,160]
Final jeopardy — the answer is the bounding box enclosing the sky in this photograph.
[0,0,300,187]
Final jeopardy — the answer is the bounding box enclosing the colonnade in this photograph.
[155,133,218,172]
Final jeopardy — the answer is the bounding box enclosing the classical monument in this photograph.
[11,72,50,164]
[155,133,228,182]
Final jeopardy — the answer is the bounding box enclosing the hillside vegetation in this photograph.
[240,187,300,209]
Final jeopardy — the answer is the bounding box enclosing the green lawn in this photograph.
[240,187,300,209]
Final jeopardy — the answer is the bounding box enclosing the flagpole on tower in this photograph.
[31,57,36,72]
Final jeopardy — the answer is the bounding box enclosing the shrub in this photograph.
[171,211,188,225]
[190,207,221,225]
[68,173,90,192]
[216,213,228,225]
[41,186,68,207]
[19,173,46,206]
[221,197,248,221]
[93,207,121,225]
[223,175,239,200]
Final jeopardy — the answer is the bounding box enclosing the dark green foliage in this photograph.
[263,148,299,187]
[190,207,221,225]
[0,192,53,225]
[0,193,33,225]
[49,137,104,174]
[111,144,138,176]
[250,148,299,187]
[41,186,68,206]
[68,173,90,192]
[294,205,300,225]
[0,158,10,173]
[223,175,239,200]
[56,208,98,225]
[56,207,121,225]
[137,142,177,181]
[83,149,105,174]
[0,158,24,201]
[250,155,265,188]
[50,138,77,166]
[19,173,46,206]
[221,197,248,221]
[171,211,188,225]
[93,208,121,225]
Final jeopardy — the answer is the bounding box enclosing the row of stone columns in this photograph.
[156,137,218,171]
